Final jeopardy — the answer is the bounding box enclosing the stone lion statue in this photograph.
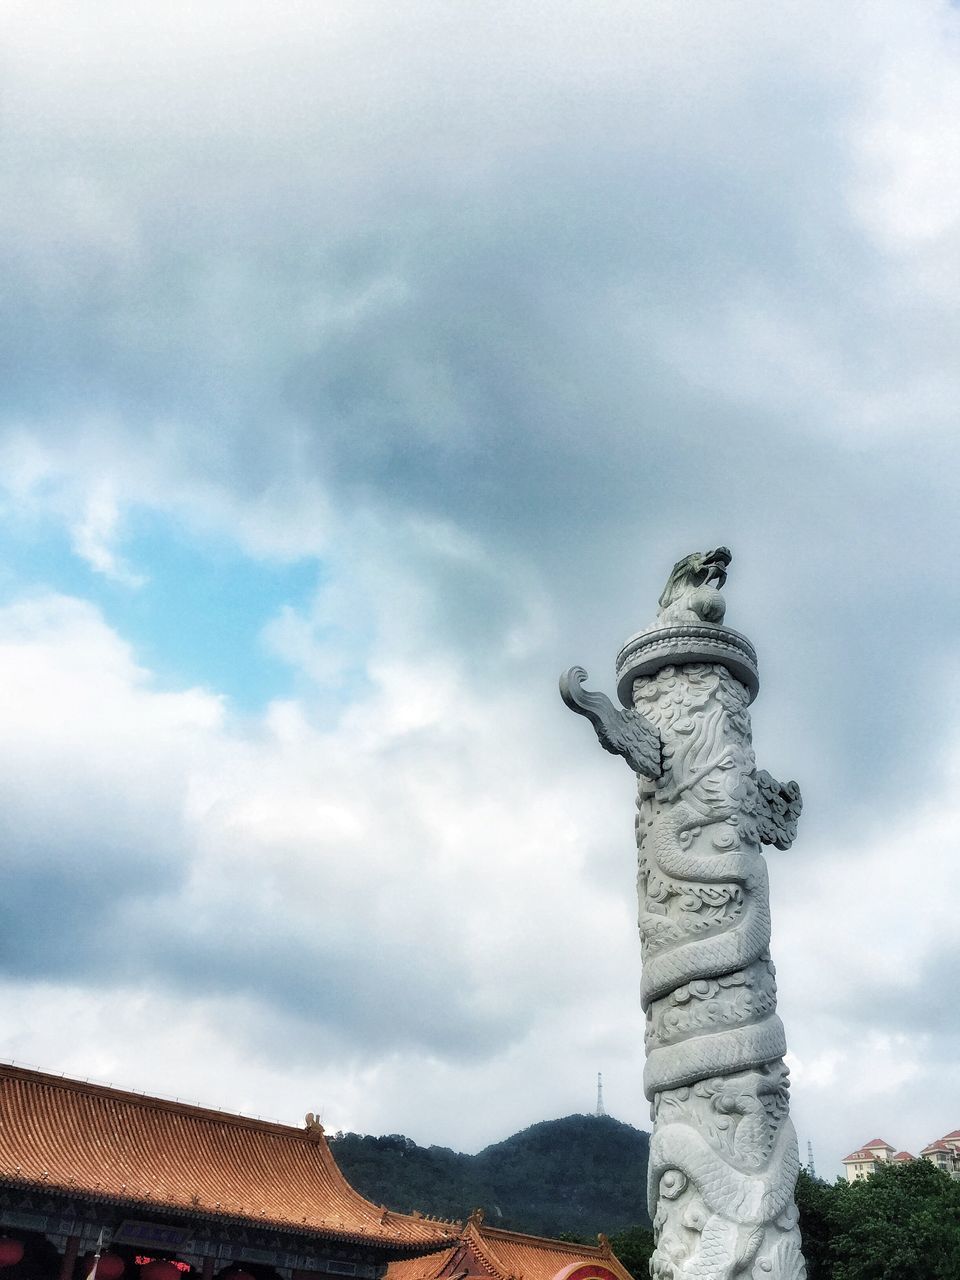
[656,546,731,625]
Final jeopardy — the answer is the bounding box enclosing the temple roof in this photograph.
[0,1064,460,1248]
[383,1217,634,1280]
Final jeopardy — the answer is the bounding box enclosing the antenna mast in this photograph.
[595,1072,606,1118]
[807,1139,816,1179]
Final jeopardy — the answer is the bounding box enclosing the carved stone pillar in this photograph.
[561,549,805,1280]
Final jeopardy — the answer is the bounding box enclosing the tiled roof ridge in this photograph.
[386,1225,634,1280]
[0,1064,307,1139]
[478,1226,610,1257]
[464,1223,512,1280]
[377,1249,463,1280]
[0,1063,462,1246]
[402,1246,458,1277]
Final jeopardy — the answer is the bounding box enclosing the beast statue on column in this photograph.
[561,550,805,1280]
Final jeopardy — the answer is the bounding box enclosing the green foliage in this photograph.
[330,1114,651,1238]
[795,1169,836,1280]
[607,1225,655,1280]
[332,1123,960,1277]
[797,1161,960,1280]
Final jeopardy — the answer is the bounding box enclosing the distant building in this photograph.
[843,1132,960,1181]
[0,1066,634,1280]
[841,1139,895,1182]
[919,1137,960,1174]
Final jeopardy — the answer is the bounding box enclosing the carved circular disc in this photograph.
[615,623,760,707]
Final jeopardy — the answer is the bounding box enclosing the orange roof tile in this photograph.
[0,1064,459,1247]
[381,1246,461,1280]
[941,1130,960,1141]
[385,1219,634,1280]
[861,1139,894,1150]
[892,1152,914,1162]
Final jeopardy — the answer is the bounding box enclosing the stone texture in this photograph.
[560,550,805,1280]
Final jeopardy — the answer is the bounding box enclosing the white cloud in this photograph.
[0,581,640,1146]
[0,0,959,1191]
[0,563,956,1173]
[70,480,146,586]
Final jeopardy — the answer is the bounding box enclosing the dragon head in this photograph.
[656,546,732,625]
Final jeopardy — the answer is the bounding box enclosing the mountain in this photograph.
[329,1113,651,1237]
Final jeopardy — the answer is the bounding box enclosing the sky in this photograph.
[1,0,959,1185]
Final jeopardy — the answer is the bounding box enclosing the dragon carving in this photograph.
[657,547,732,625]
[560,550,805,1280]
[636,663,804,1279]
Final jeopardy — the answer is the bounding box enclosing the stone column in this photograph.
[561,549,805,1280]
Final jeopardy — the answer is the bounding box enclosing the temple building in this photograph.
[0,1066,633,1280]
[383,1213,631,1280]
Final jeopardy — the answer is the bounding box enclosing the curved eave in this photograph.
[0,1176,459,1252]
[0,1066,460,1251]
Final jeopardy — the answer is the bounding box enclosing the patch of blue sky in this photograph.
[0,508,366,715]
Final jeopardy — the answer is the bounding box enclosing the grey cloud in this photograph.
[829,944,960,1045]
[1,0,960,1160]
[0,837,184,977]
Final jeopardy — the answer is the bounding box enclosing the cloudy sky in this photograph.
[1,0,959,1184]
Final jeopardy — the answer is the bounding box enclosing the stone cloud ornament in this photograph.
[561,549,805,1280]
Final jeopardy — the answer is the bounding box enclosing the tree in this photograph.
[798,1160,960,1280]
[795,1169,836,1280]
[607,1225,654,1280]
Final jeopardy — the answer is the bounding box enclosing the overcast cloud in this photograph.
[1,0,959,1180]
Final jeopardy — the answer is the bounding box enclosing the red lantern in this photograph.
[141,1263,181,1280]
[0,1240,24,1268]
[94,1255,126,1280]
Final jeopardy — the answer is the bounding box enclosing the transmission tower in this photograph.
[807,1139,816,1179]
[595,1072,606,1118]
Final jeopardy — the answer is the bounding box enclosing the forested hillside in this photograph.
[334,1120,960,1279]
[330,1113,651,1237]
